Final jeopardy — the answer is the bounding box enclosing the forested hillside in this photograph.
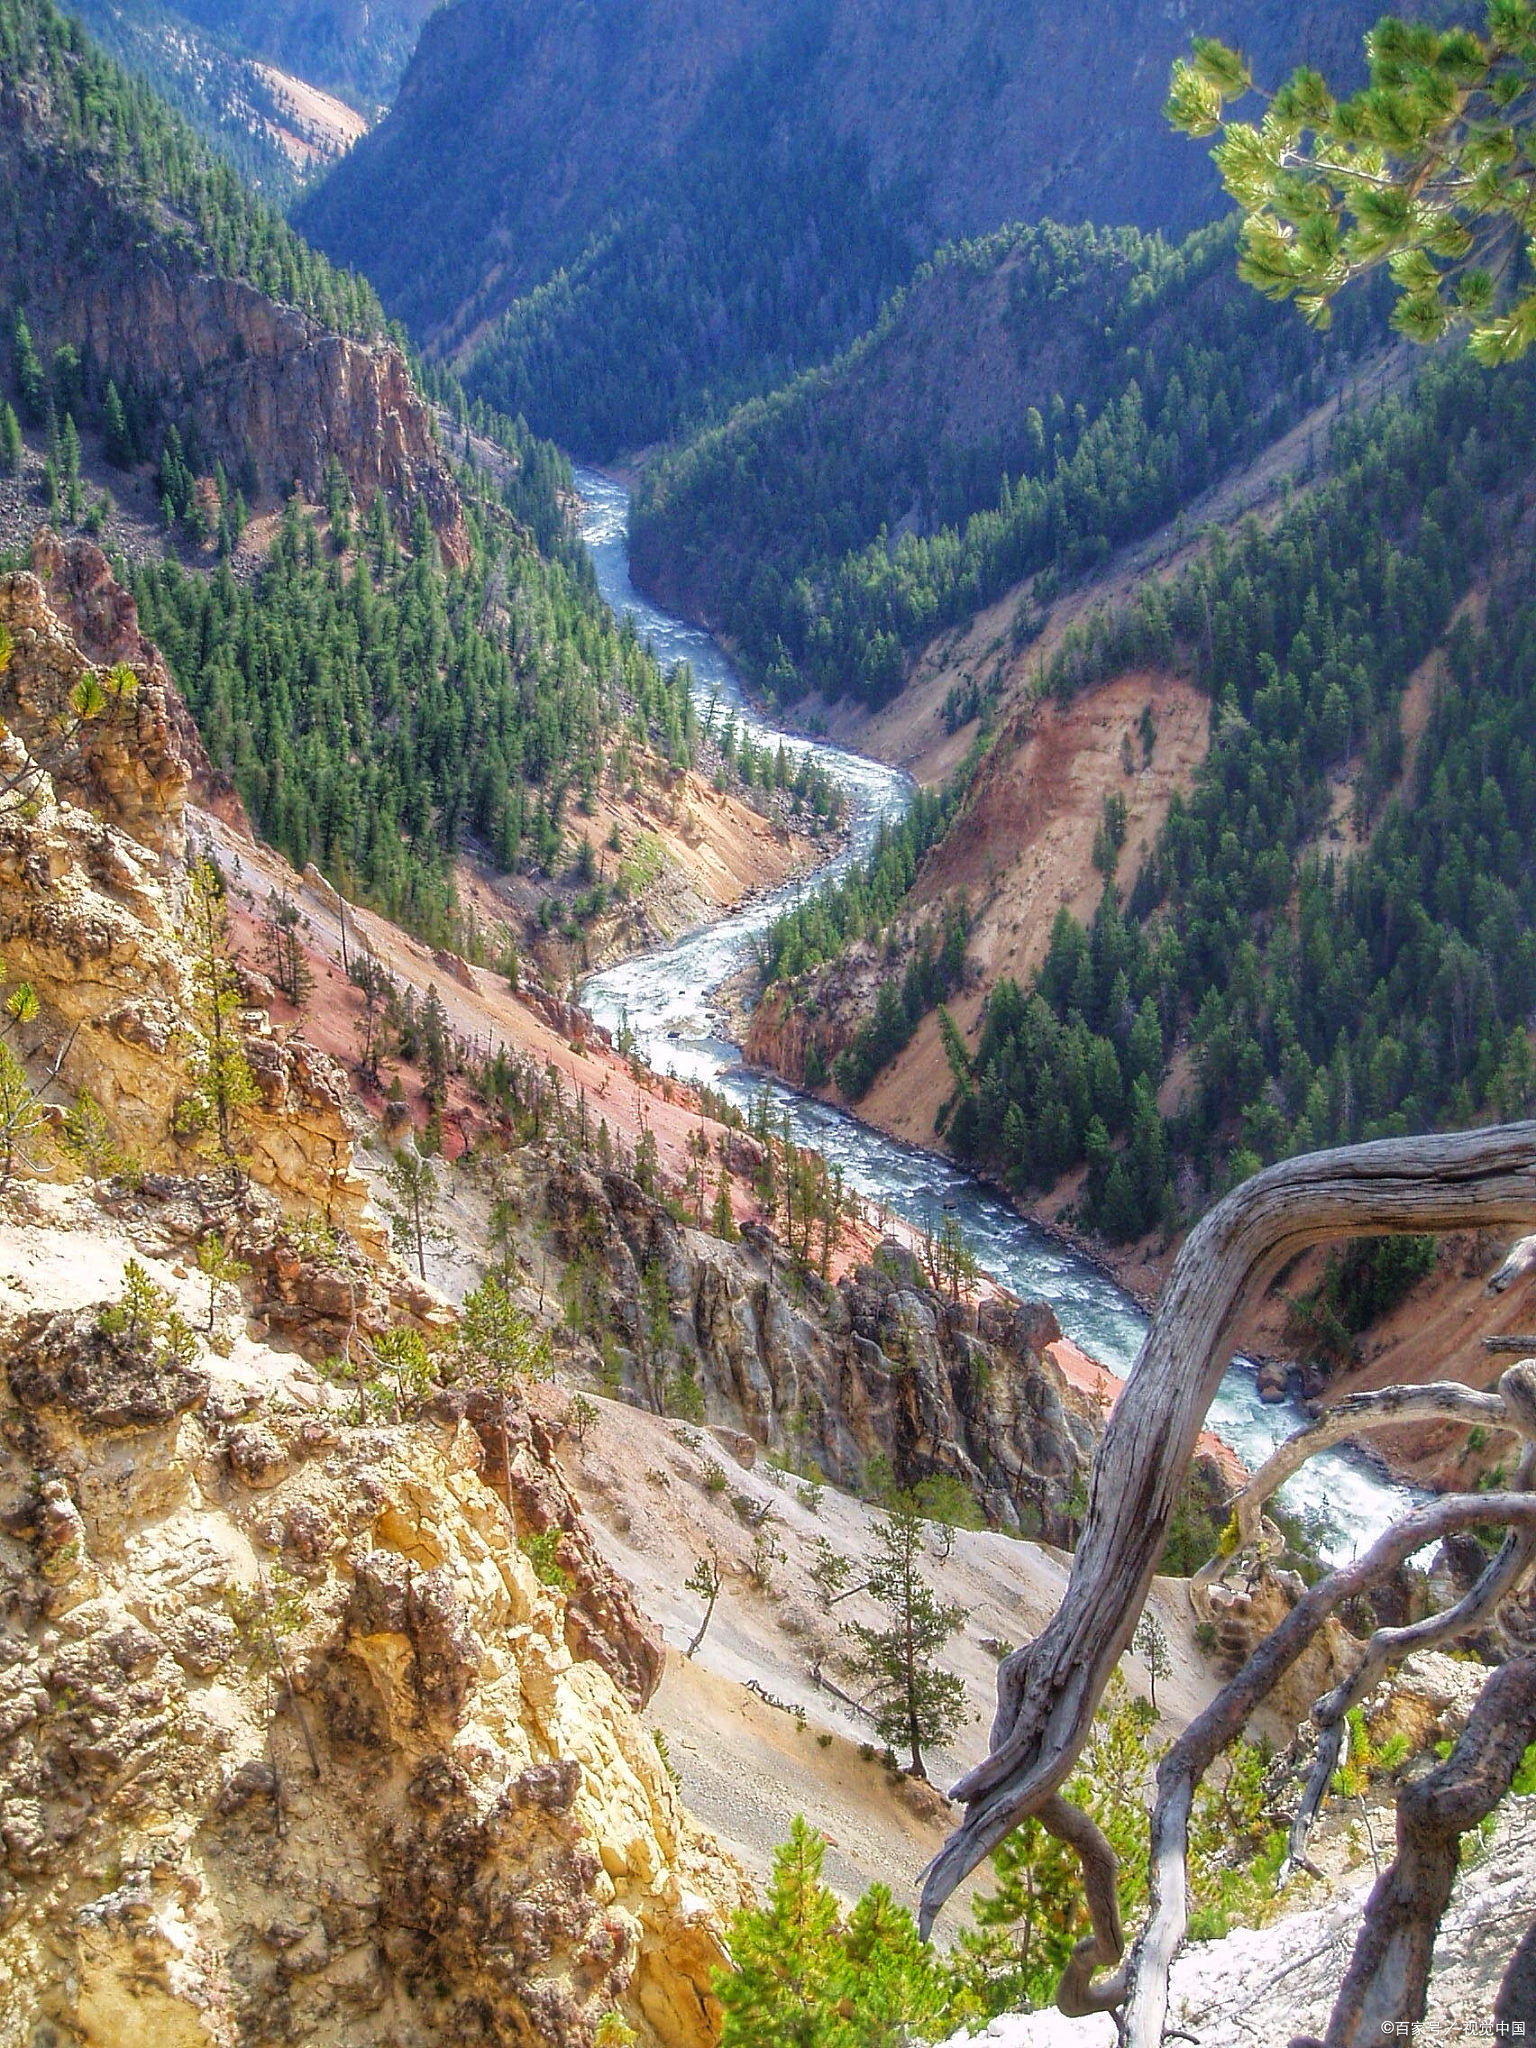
[759,348,1536,1241]
[0,0,381,335]
[299,0,1406,456]
[0,0,475,555]
[0,0,721,956]
[631,218,1386,708]
[133,484,708,945]
[75,0,435,116]
[66,0,305,195]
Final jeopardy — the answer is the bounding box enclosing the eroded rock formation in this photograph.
[0,1290,744,2046]
[0,556,380,1244]
[543,1157,1093,1538]
[0,113,467,563]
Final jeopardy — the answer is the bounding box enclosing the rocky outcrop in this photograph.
[435,1383,666,1711]
[31,531,248,830]
[0,107,468,564]
[0,565,381,1246]
[0,1286,746,2046]
[543,1158,1092,1538]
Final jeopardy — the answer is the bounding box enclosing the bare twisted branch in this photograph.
[920,1123,1536,1934]
[1124,1495,1536,2048]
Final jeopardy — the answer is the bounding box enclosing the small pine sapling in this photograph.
[685,1550,723,1656]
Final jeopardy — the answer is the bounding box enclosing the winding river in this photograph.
[575,468,1421,1560]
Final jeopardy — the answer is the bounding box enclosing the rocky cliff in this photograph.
[0,83,467,561]
[541,1157,1093,1541]
[0,547,380,1242]
[0,1220,745,2047]
[0,541,749,2046]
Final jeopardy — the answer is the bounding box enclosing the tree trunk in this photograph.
[921,1121,1536,1933]
[1320,1655,1536,2046]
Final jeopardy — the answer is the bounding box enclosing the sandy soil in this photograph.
[850,671,1207,1156]
[254,64,369,168]
[533,1384,1219,1915]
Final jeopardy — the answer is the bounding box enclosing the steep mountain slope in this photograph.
[630,218,1386,707]
[170,0,438,108]
[66,0,318,196]
[75,0,436,120]
[0,0,834,970]
[0,0,466,557]
[745,346,1536,1269]
[0,563,749,2045]
[297,0,1416,454]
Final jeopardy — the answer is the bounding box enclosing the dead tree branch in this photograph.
[1282,1439,1536,1883]
[1313,1653,1536,2047]
[1192,1363,1536,1602]
[1123,1495,1536,2048]
[919,1123,1536,1933]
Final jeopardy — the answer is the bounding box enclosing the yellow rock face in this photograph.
[0,1315,748,2048]
[0,555,748,2048]
[0,566,383,1250]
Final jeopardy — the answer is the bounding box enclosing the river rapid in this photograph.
[575,467,1421,1561]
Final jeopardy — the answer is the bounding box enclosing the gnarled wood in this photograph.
[1282,1445,1536,1883]
[1204,1371,1532,1571]
[1038,1794,1126,2017]
[1321,1654,1536,2046]
[1122,1496,1536,2048]
[920,1123,1536,1932]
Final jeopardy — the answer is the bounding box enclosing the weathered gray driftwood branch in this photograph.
[1310,1652,1536,2047]
[1121,1494,1536,2048]
[919,1122,1536,1933]
[1203,1366,1536,1571]
[1282,1436,1536,1883]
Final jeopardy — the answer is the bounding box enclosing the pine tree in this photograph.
[715,1818,843,2048]
[262,891,314,1006]
[176,859,260,1186]
[0,1039,43,1183]
[12,314,45,426]
[832,1884,957,2045]
[60,413,82,524]
[381,1140,449,1283]
[1133,1608,1173,1713]
[841,1492,968,1779]
[102,380,132,469]
[684,1551,722,1656]
[0,402,21,477]
[1167,10,1536,366]
[196,1233,250,1337]
[716,1819,959,2046]
[710,1164,739,1241]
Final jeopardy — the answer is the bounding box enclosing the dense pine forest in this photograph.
[0,0,383,339]
[633,218,1388,709]
[135,483,707,946]
[452,14,915,458]
[762,347,1536,1238]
